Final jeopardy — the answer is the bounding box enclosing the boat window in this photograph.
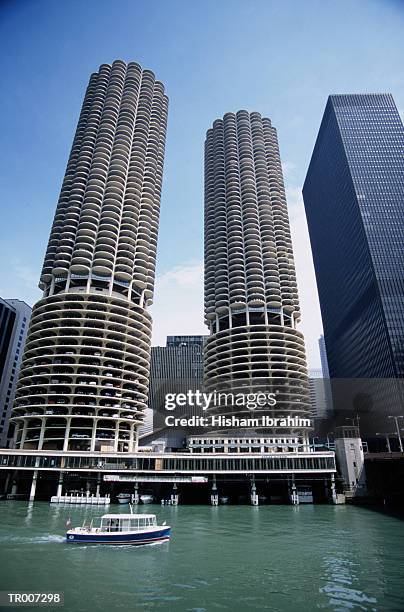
[101,519,120,532]
[120,519,131,531]
[101,518,111,530]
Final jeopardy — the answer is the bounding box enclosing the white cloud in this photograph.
[150,261,207,346]
[287,187,323,368]
[151,224,323,369]
[282,161,297,180]
[1,260,41,306]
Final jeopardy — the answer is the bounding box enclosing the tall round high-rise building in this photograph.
[204,111,310,431]
[11,60,168,453]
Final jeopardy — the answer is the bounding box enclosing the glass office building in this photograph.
[0,299,31,446]
[303,94,404,381]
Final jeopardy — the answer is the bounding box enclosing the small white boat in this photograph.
[140,494,154,504]
[117,493,131,505]
[66,510,170,545]
[219,496,229,505]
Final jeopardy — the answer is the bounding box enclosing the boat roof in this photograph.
[101,514,156,519]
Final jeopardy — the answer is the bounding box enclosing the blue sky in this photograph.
[0,0,403,366]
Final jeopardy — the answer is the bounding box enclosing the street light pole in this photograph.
[388,416,404,453]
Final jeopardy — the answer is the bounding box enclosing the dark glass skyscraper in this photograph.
[303,94,404,381]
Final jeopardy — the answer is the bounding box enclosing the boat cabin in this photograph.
[100,514,157,532]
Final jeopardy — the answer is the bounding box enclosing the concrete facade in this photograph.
[10,61,168,454]
[203,111,310,436]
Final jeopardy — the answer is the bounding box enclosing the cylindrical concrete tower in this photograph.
[11,60,168,453]
[204,111,310,432]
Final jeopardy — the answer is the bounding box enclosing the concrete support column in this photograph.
[128,423,135,453]
[3,472,11,495]
[133,427,139,452]
[63,418,72,452]
[324,477,329,502]
[65,270,71,292]
[29,470,38,502]
[86,480,91,498]
[56,472,64,498]
[128,280,133,301]
[38,418,47,450]
[49,276,55,297]
[113,421,119,453]
[20,420,28,448]
[10,471,18,496]
[96,474,101,498]
[90,418,97,452]
[12,422,20,449]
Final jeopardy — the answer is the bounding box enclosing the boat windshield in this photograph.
[100,516,157,532]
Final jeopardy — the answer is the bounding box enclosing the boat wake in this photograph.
[1,534,65,545]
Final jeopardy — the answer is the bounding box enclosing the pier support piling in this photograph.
[56,473,64,498]
[211,478,218,506]
[95,473,101,498]
[170,483,179,506]
[251,480,259,505]
[3,472,11,495]
[29,470,38,502]
[330,474,337,504]
[290,477,299,505]
[132,483,139,504]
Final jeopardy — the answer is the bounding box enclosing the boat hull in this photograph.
[117,497,131,504]
[140,495,154,504]
[66,527,170,545]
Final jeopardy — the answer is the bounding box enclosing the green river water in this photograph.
[0,502,403,611]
